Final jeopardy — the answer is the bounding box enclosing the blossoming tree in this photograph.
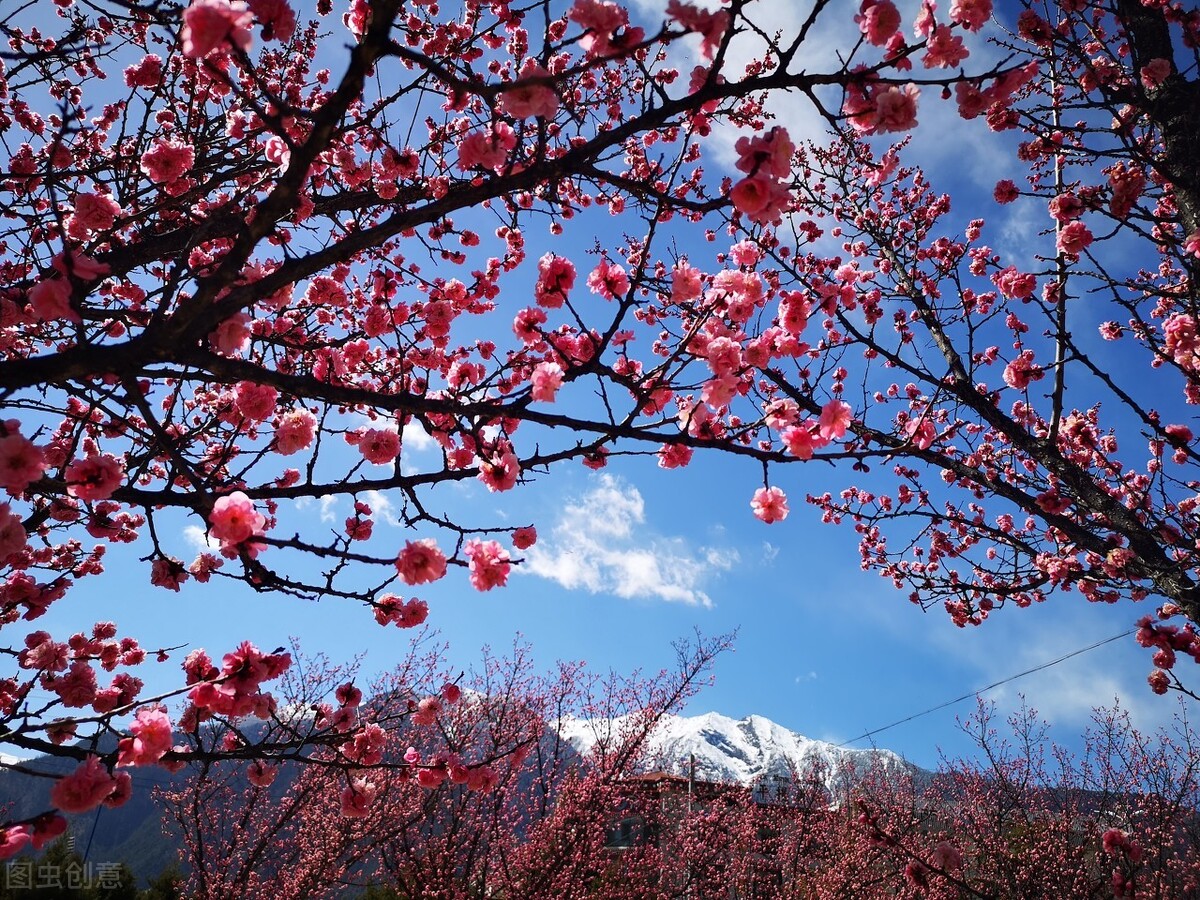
[1,0,1196,854]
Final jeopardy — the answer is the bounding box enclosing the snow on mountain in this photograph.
[557,711,918,798]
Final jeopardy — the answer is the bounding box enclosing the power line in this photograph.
[837,629,1135,749]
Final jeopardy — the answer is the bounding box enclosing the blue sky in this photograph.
[14,0,1189,775]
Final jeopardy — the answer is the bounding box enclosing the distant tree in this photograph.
[159,632,731,899]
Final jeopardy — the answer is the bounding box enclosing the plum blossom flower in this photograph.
[124,54,163,88]
[67,192,122,238]
[949,0,992,31]
[117,706,174,767]
[274,409,317,454]
[233,381,278,421]
[140,138,195,184]
[535,253,576,308]
[358,428,400,465]
[512,526,537,550]
[209,491,265,545]
[751,486,789,523]
[456,123,516,173]
[248,0,296,42]
[856,0,901,47]
[0,426,46,495]
[465,539,511,591]
[65,453,125,501]
[49,755,117,813]
[181,0,254,58]
[499,61,559,119]
[340,777,377,816]
[1057,220,1093,256]
[531,362,565,402]
[29,278,78,323]
[395,539,447,585]
[818,400,853,441]
[478,448,519,492]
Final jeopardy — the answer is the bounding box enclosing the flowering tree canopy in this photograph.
[1,0,1199,847]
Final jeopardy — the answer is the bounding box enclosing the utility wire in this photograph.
[838,629,1135,749]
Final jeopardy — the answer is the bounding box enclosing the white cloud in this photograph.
[318,494,338,522]
[183,524,218,552]
[364,490,402,526]
[522,474,737,606]
[402,419,437,453]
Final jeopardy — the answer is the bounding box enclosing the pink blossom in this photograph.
[856,0,901,47]
[871,83,919,133]
[412,696,441,725]
[1140,57,1171,90]
[1003,351,1043,390]
[1048,192,1084,222]
[140,138,195,184]
[150,557,189,591]
[949,0,992,32]
[233,381,279,421]
[358,428,400,465]
[50,755,117,814]
[569,0,630,57]
[67,192,122,238]
[181,0,254,58]
[0,827,32,860]
[53,251,110,281]
[512,526,538,550]
[478,448,519,492]
[818,400,853,441]
[65,453,124,501]
[124,54,163,88]
[531,362,565,402]
[248,0,296,42]
[1057,220,1093,256]
[730,174,791,224]
[666,0,729,60]
[751,486,789,524]
[209,491,266,545]
[0,427,46,494]
[396,539,447,585]
[782,425,818,460]
[465,539,511,591]
[29,278,78,323]
[247,761,278,787]
[535,253,576,307]
[275,409,317,454]
[210,312,251,355]
[586,259,630,299]
[499,61,559,119]
[456,123,516,173]
[373,595,429,628]
[995,266,1036,300]
[117,706,174,766]
[31,814,68,851]
[658,443,693,469]
[922,25,968,68]
[340,778,377,817]
[993,180,1019,203]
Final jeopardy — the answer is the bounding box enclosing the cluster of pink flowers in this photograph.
[751,486,789,524]
[568,0,642,58]
[50,756,128,814]
[666,0,729,60]
[116,706,175,767]
[465,539,511,590]
[0,422,46,494]
[373,594,430,628]
[183,642,290,722]
[64,453,125,501]
[844,79,920,135]
[1162,313,1200,370]
[456,123,517,173]
[535,253,576,308]
[856,0,901,47]
[395,539,448,585]
[499,60,559,119]
[730,126,793,225]
[181,0,254,58]
[208,491,267,552]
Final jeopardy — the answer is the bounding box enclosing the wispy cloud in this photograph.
[522,474,737,606]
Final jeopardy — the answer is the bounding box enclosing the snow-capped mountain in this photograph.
[557,711,919,798]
